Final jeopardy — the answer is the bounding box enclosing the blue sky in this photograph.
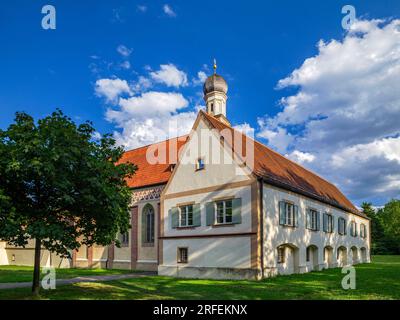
[1,0,399,206]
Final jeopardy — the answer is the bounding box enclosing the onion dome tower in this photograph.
[203,59,230,126]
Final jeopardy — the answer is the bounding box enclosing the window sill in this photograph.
[176,226,197,230]
[279,224,297,229]
[212,223,236,228]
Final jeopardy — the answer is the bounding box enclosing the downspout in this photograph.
[259,178,265,279]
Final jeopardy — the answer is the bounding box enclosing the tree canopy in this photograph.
[0,110,136,294]
[362,200,400,255]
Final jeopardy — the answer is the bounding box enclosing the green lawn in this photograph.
[0,265,134,283]
[0,255,399,300]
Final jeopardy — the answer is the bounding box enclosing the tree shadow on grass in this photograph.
[1,258,399,300]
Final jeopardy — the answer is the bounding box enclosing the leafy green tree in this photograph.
[361,202,385,254]
[379,200,400,254]
[0,110,136,295]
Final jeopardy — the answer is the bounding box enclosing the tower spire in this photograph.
[213,58,217,74]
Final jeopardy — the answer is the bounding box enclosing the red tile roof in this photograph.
[201,111,365,217]
[119,136,188,189]
[119,111,365,218]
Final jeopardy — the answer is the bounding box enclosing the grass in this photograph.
[0,265,134,283]
[0,255,399,300]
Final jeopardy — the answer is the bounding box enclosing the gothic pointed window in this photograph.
[142,204,155,245]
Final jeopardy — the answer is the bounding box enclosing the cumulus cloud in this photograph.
[150,64,188,87]
[163,4,176,17]
[257,19,400,204]
[106,92,196,149]
[95,78,132,102]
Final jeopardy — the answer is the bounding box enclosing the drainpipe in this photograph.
[259,178,265,279]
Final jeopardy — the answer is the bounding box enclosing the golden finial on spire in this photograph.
[213,58,217,74]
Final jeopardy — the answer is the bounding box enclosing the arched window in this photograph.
[142,204,155,244]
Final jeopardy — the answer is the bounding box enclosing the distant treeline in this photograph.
[362,200,400,255]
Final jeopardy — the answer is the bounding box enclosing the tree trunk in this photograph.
[32,238,41,296]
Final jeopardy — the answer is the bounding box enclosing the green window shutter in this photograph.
[316,212,320,231]
[331,216,335,232]
[323,213,327,232]
[193,204,201,227]
[205,202,215,226]
[232,198,242,224]
[279,201,285,225]
[170,207,179,228]
[294,205,299,227]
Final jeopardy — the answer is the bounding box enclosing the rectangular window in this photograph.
[277,247,285,264]
[196,157,205,171]
[360,224,367,238]
[279,201,298,227]
[215,199,233,224]
[179,205,194,227]
[338,217,347,235]
[306,209,319,231]
[177,247,188,264]
[350,221,358,237]
[323,213,334,233]
[306,247,310,262]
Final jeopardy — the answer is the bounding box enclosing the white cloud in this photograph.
[117,45,132,57]
[95,78,132,102]
[150,64,188,87]
[286,150,315,164]
[233,123,255,136]
[257,19,400,203]
[120,61,131,70]
[192,71,208,86]
[106,91,195,149]
[132,76,152,93]
[163,4,176,17]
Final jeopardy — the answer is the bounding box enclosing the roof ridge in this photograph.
[123,134,189,154]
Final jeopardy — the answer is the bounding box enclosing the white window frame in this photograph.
[281,202,296,227]
[360,223,367,238]
[307,209,318,231]
[215,199,233,225]
[338,217,346,235]
[177,247,188,264]
[350,221,357,237]
[179,205,194,227]
[277,247,285,264]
